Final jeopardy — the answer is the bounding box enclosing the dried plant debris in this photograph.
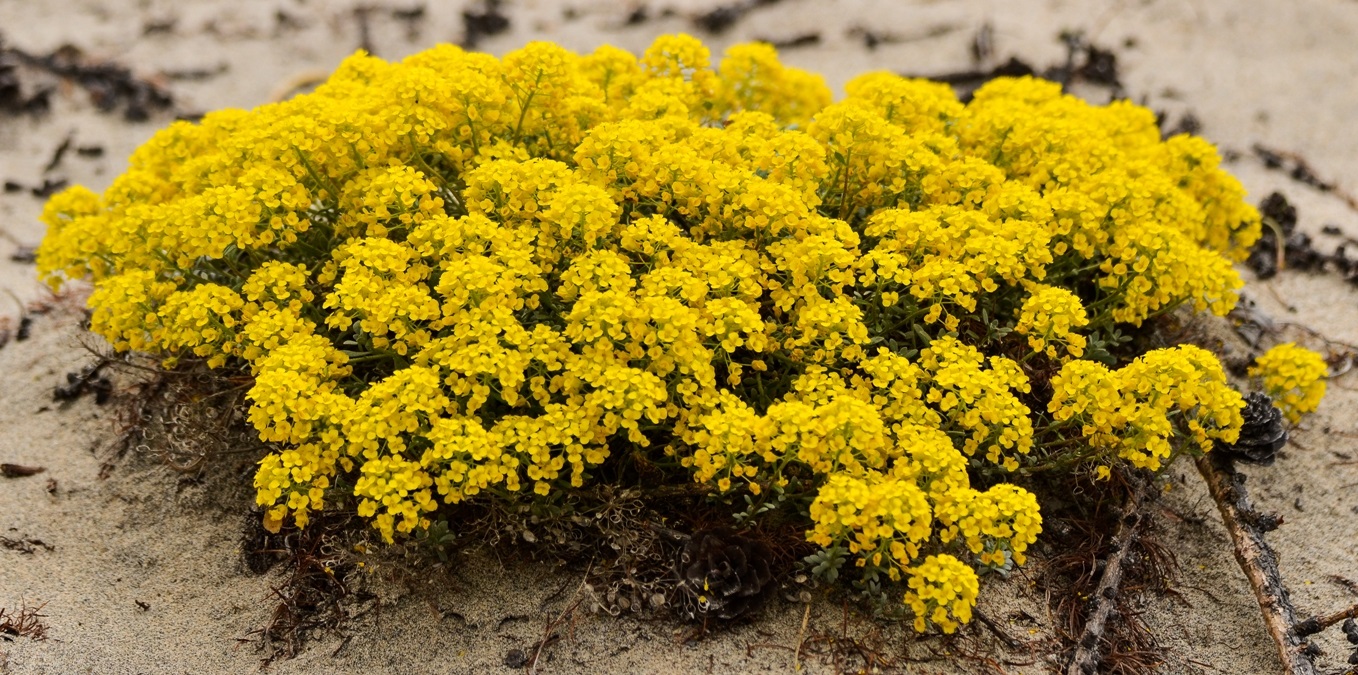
[0,37,52,116]
[1038,473,1177,675]
[674,529,774,621]
[1215,392,1288,465]
[917,57,1037,101]
[0,601,49,642]
[1049,30,1121,90]
[1,535,54,553]
[53,361,113,404]
[1159,111,1202,138]
[246,516,363,662]
[0,38,172,121]
[1247,192,1316,278]
[0,464,46,479]
[461,0,510,49]
[1245,191,1358,283]
[910,30,1123,102]
[1255,144,1337,193]
[693,0,783,35]
[756,32,821,50]
[846,24,963,51]
[1253,144,1358,214]
[4,177,70,199]
[241,511,289,575]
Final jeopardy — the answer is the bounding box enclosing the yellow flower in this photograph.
[1250,343,1328,422]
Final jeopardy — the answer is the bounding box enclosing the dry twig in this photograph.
[1295,602,1358,637]
[1195,453,1318,674]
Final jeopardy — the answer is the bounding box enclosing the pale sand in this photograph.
[2,1,1357,673]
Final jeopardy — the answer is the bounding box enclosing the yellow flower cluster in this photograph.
[35,33,1273,630]
[1048,345,1245,470]
[1015,284,1088,360]
[1249,343,1328,423]
[904,554,979,634]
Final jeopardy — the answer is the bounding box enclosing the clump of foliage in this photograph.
[34,34,1324,632]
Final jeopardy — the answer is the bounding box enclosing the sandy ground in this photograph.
[3,0,1358,673]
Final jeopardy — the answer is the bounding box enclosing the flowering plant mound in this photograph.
[35,34,1325,631]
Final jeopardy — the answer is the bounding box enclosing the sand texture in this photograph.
[3,1,1358,673]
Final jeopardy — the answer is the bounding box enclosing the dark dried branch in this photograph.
[1195,453,1318,675]
[0,463,45,478]
[1294,602,1358,637]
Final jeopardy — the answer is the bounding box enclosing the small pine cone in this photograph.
[1217,392,1287,465]
[675,529,773,621]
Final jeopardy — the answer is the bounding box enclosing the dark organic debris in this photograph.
[1244,191,1358,285]
[44,133,73,173]
[971,22,994,63]
[504,648,529,668]
[160,64,228,82]
[1,43,173,121]
[624,5,649,26]
[1228,295,1276,350]
[391,5,426,41]
[1246,192,1317,279]
[16,315,32,341]
[30,177,69,198]
[4,177,72,199]
[1,464,46,478]
[54,361,113,405]
[1160,111,1202,138]
[9,246,37,263]
[1254,144,1358,215]
[352,6,375,54]
[847,24,961,51]
[693,0,782,35]
[911,30,1124,102]
[1216,392,1287,465]
[1065,476,1151,675]
[0,535,53,553]
[246,515,361,662]
[0,36,53,116]
[915,57,1036,102]
[0,601,49,641]
[461,0,511,50]
[675,529,773,621]
[241,511,288,575]
[1254,144,1334,193]
[142,17,177,35]
[759,32,821,50]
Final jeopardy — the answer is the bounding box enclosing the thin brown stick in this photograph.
[793,602,810,671]
[1065,475,1150,675]
[1195,453,1318,675]
[1294,602,1358,637]
[525,564,591,675]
